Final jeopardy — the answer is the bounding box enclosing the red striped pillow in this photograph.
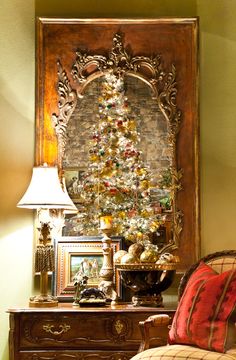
[168,262,236,353]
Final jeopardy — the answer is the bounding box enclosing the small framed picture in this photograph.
[53,236,123,302]
[63,167,86,202]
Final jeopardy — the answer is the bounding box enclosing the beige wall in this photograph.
[0,0,35,359]
[1,0,236,359]
[198,0,236,254]
[35,0,197,17]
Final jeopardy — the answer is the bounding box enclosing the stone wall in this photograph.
[63,75,171,185]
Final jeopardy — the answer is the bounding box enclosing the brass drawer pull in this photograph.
[115,320,124,334]
[43,323,71,335]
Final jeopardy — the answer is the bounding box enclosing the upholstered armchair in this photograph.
[132,250,236,360]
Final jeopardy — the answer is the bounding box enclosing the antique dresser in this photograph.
[8,304,175,360]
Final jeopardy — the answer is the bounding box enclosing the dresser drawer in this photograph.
[19,311,161,350]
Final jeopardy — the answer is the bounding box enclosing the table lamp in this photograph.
[17,163,77,307]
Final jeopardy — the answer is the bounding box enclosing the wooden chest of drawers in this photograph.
[8,304,175,360]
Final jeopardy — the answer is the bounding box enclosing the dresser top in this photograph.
[8,302,176,314]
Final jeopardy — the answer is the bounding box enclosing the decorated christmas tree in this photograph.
[76,72,166,244]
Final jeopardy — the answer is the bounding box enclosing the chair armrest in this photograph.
[138,314,171,353]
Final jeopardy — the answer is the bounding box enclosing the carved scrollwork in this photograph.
[52,32,183,249]
[26,354,83,360]
[173,210,184,246]
[159,64,181,144]
[71,33,164,88]
[72,52,108,83]
[52,62,78,163]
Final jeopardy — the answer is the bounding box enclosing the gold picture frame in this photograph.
[53,236,123,302]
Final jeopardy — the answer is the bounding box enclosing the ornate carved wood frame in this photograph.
[54,236,123,301]
[36,18,199,271]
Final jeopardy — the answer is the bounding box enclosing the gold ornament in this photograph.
[149,220,160,232]
[114,250,128,264]
[140,180,149,190]
[140,210,149,218]
[140,245,158,263]
[135,167,146,176]
[128,243,144,258]
[136,232,144,241]
[90,154,99,161]
[118,211,126,219]
[128,120,136,130]
[126,233,136,242]
[121,253,139,264]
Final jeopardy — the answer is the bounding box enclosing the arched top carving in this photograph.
[52,33,181,167]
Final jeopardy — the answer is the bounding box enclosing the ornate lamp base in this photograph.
[29,294,58,308]
[29,269,58,308]
[29,224,58,308]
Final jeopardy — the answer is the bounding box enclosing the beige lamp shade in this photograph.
[17,165,77,211]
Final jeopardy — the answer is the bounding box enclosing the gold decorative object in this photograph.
[43,324,71,335]
[114,319,124,335]
[115,260,179,307]
[35,226,55,273]
[31,222,58,307]
[120,253,139,265]
[106,315,130,343]
[113,250,128,264]
[128,243,144,258]
[98,216,118,305]
[116,262,178,271]
[115,248,179,306]
[140,244,159,263]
